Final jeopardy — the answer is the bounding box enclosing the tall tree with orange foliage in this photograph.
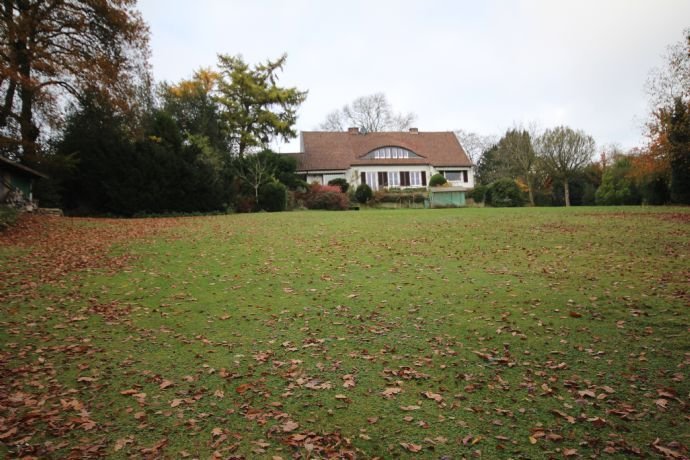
[636,28,690,203]
[0,0,150,160]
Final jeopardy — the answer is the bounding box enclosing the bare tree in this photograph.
[320,110,345,131]
[536,126,595,206]
[234,152,275,205]
[645,28,690,112]
[319,93,416,132]
[454,129,497,164]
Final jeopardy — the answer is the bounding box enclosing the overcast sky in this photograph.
[138,0,689,153]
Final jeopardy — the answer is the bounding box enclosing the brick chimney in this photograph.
[348,127,359,134]
[409,128,419,134]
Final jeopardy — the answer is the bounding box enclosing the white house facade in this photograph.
[288,128,474,191]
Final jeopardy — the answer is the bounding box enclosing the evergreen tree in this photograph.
[668,98,690,203]
[216,54,307,157]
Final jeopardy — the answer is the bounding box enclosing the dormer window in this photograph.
[363,146,421,160]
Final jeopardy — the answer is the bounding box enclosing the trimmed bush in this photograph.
[429,173,447,187]
[354,184,373,203]
[469,185,487,203]
[485,179,525,207]
[259,181,287,212]
[327,178,349,193]
[303,183,349,210]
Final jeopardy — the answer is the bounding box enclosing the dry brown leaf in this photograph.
[422,391,443,402]
[281,420,299,432]
[400,442,422,452]
[381,387,402,398]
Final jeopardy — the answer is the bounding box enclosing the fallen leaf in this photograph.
[0,427,17,440]
[422,391,443,402]
[114,436,134,452]
[651,438,684,458]
[342,374,356,388]
[236,383,253,394]
[381,387,402,398]
[281,420,299,432]
[400,442,422,452]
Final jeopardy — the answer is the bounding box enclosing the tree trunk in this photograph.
[564,177,570,207]
[527,178,535,206]
[0,79,16,128]
[15,3,39,159]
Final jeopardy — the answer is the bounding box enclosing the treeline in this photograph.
[0,2,309,216]
[3,1,688,214]
[469,115,688,207]
[31,57,308,216]
[467,29,690,207]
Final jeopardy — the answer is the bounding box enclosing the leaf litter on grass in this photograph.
[1,208,689,458]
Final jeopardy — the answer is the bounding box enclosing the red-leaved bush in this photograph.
[303,183,350,210]
[309,184,343,194]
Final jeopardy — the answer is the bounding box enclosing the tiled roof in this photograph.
[0,156,48,178]
[288,131,471,172]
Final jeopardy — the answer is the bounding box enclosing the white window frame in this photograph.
[410,171,421,186]
[365,171,377,190]
[388,171,400,187]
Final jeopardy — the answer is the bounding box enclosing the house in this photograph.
[0,156,47,205]
[288,128,474,192]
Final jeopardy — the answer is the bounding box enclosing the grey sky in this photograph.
[138,0,689,153]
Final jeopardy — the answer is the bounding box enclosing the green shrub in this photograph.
[0,206,18,231]
[429,174,447,187]
[485,179,525,207]
[469,185,487,203]
[259,181,287,212]
[327,178,349,193]
[354,184,373,203]
[595,156,641,205]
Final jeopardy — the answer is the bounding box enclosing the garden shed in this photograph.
[427,186,467,207]
[0,156,47,204]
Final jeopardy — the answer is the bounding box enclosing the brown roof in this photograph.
[289,131,471,171]
[0,156,48,178]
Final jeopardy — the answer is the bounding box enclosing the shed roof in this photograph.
[0,156,48,179]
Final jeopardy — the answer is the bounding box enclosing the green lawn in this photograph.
[1,208,688,459]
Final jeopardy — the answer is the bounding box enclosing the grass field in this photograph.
[1,208,688,459]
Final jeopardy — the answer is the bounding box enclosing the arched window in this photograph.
[363,146,421,160]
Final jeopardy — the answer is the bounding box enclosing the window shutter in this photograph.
[361,172,366,185]
[421,171,427,186]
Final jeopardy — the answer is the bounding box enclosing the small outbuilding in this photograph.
[0,156,47,205]
[427,186,468,207]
